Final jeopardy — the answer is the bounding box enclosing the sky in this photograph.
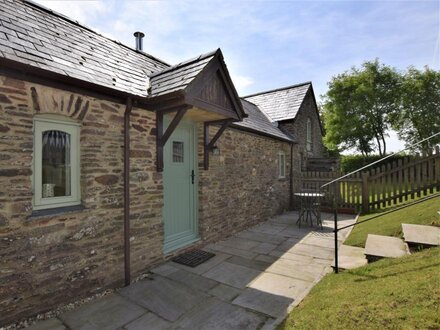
[34,0,440,153]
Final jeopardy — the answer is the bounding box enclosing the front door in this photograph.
[163,118,198,254]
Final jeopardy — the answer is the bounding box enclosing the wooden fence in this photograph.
[293,146,440,213]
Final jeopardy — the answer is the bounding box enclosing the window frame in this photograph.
[172,140,185,163]
[33,117,81,210]
[306,118,313,152]
[278,151,286,179]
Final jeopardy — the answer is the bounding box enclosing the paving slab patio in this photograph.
[208,283,243,302]
[59,295,145,330]
[174,297,267,330]
[203,261,262,289]
[365,234,410,260]
[332,244,368,270]
[27,211,356,330]
[235,230,288,244]
[123,312,171,330]
[402,223,440,246]
[119,275,209,322]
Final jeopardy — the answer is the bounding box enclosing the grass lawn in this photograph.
[278,246,440,330]
[344,195,440,248]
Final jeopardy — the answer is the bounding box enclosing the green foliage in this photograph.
[322,59,401,156]
[392,66,440,152]
[340,154,410,173]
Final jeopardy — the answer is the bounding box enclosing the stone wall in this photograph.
[0,75,163,326]
[198,126,292,242]
[0,74,293,326]
[280,88,324,170]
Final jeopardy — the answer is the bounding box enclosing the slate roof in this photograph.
[149,50,216,97]
[232,99,295,142]
[243,82,311,122]
[0,0,169,97]
[0,0,296,143]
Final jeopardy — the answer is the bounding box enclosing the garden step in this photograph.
[364,234,410,262]
[332,244,368,270]
[402,224,440,247]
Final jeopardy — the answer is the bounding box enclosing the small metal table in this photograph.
[294,192,324,228]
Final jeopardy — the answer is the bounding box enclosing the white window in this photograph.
[306,118,312,152]
[278,151,286,179]
[33,116,80,210]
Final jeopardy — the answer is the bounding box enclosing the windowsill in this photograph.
[278,177,287,181]
[27,204,86,220]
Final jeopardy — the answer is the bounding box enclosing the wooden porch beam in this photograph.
[207,120,231,149]
[159,107,189,147]
[156,111,164,172]
[204,119,233,170]
[156,106,189,172]
[204,122,209,170]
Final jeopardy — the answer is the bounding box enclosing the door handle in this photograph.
[191,170,195,184]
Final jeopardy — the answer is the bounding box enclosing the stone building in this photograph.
[244,83,325,171]
[0,0,324,325]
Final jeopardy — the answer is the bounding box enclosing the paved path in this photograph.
[28,211,356,330]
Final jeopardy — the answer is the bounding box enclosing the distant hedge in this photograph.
[340,154,412,173]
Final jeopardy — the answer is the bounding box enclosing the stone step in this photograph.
[332,245,368,270]
[402,223,440,247]
[364,234,410,262]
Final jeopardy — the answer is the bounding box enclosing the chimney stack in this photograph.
[133,31,145,51]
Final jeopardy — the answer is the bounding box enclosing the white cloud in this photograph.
[34,0,110,24]
[230,75,254,95]
[386,130,406,153]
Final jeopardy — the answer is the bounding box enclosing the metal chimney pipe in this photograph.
[133,31,145,51]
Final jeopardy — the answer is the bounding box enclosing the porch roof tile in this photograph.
[149,50,216,97]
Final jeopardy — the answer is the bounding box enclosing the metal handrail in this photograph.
[322,131,440,273]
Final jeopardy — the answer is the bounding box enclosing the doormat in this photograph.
[171,250,216,268]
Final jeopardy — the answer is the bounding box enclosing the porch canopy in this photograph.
[147,49,246,171]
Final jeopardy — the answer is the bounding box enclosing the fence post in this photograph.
[362,172,369,213]
[435,146,440,191]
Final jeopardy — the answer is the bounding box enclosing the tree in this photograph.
[322,59,401,156]
[392,67,440,153]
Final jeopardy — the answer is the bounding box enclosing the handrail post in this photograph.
[334,206,338,273]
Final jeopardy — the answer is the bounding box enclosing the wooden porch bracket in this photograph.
[156,106,190,172]
[204,119,233,170]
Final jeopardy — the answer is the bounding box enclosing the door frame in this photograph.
[162,117,199,254]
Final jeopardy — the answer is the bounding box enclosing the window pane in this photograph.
[279,153,285,177]
[173,141,184,163]
[282,155,285,176]
[42,130,71,198]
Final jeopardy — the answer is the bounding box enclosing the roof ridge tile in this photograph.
[242,81,311,98]
[150,49,219,78]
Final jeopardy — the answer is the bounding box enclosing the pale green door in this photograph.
[163,119,198,254]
